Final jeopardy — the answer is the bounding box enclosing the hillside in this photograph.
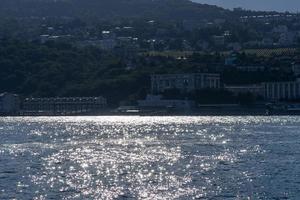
[0,0,236,21]
[193,0,300,12]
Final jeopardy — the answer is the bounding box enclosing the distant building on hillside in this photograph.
[151,73,221,93]
[263,79,300,101]
[98,39,117,50]
[0,93,20,115]
[77,39,116,50]
[23,96,107,115]
[213,35,225,46]
[102,30,116,40]
[236,65,265,72]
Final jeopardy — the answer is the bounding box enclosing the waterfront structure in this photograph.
[23,96,107,115]
[0,93,20,115]
[236,65,265,72]
[263,79,300,101]
[292,61,300,77]
[225,84,264,97]
[138,95,195,110]
[151,73,221,93]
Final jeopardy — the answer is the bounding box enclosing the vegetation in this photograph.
[0,40,142,104]
[0,0,234,21]
[0,0,299,106]
[0,38,296,106]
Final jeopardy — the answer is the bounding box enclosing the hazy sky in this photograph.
[192,0,300,12]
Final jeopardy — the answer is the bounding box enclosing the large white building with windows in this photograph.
[263,79,300,101]
[151,73,221,93]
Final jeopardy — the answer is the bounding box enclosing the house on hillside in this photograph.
[151,73,221,93]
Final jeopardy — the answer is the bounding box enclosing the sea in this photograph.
[0,116,299,199]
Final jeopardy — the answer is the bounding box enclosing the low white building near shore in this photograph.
[225,84,264,97]
[138,95,195,110]
[263,79,300,101]
[23,96,107,114]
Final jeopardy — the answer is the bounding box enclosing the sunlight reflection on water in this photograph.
[0,116,300,199]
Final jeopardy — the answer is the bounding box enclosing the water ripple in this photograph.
[0,116,300,199]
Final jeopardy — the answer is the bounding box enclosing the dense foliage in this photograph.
[0,0,235,21]
[0,40,296,106]
[0,40,147,104]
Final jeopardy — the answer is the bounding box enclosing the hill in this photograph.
[0,0,236,21]
[193,0,300,13]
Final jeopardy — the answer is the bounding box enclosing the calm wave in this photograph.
[0,116,300,199]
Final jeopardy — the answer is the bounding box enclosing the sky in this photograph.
[192,0,300,12]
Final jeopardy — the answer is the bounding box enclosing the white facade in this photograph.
[236,65,265,72]
[151,73,221,93]
[263,80,300,101]
[0,93,20,114]
[23,96,107,114]
[292,62,300,76]
[225,85,264,96]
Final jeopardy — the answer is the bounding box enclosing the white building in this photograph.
[292,61,300,76]
[151,73,221,93]
[225,84,264,97]
[263,79,300,101]
[0,93,20,115]
[236,65,265,72]
[138,95,195,110]
[23,96,107,114]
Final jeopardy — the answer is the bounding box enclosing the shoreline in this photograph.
[2,112,300,117]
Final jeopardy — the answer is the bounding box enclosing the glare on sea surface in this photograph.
[0,116,299,199]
